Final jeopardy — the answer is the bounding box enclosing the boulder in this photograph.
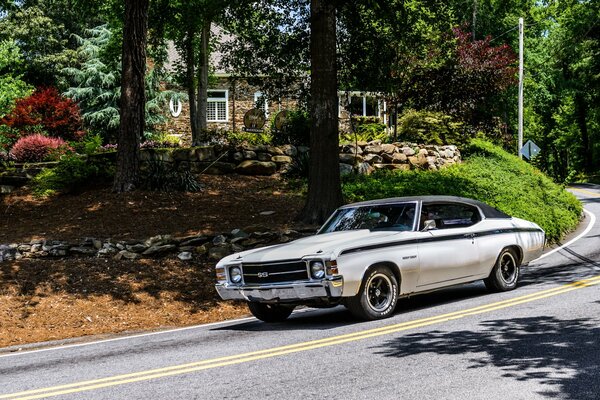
[178,252,193,261]
[243,150,257,159]
[70,246,97,255]
[172,148,194,162]
[195,146,215,161]
[114,250,140,260]
[257,152,271,162]
[266,146,284,155]
[235,160,277,176]
[179,235,210,247]
[281,144,298,157]
[271,155,293,164]
[402,147,416,156]
[212,235,228,246]
[209,245,232,261]
[232,152,244,162]
[142,244,177,256]
[364,145,383,154]
[364,154,383,164]
[126,243,148,253]
[356,162,375,175]
[381,144,397,154]
[339,163,354,176]
[145,235,173,247]
[339,153,363,164]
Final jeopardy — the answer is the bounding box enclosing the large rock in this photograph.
[271,155,293,164]
[356,162,375,175]
[209,245,232,261]
[243,150,257,159]
[267,146,284,155]
[341,144,363,155]
[381,144,397,154]
[339,163,354,176]
[145,235,173,247]
[364,145,383,154]
[142,244,177,256]
[339,153,363,164]
[281,144,298,157]
[195,146,215,161]
[402,147,416,156]
[257,152,272,162]
[364,154,384,164]
[235,160,277,175]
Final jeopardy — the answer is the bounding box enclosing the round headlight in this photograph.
[310,261,325,279]
[230,266,242,283]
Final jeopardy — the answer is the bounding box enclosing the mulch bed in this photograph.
[0,175,311,348]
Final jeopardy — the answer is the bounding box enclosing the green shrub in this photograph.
[139,161,202,192]
[227,130,272,146]
[343,117,388,143]
[31,154,114,196]
[398,109,465,145]
[273,109,310,146]
[70,133,103,155]
[342,139,581,243]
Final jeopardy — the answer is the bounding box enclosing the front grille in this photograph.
[242,260,309,284]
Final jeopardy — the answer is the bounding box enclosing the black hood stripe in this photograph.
[339,227,544,256]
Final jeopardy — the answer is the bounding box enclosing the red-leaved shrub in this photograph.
[9,134,71,163]
[1,87,85,142]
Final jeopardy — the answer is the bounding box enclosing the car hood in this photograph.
[235,230,406,263]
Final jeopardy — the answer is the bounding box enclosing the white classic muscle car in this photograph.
[215,196,545,322]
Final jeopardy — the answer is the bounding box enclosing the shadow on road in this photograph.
[372,314,600,399]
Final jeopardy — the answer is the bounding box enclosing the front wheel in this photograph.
[484,248,520,292]
[247,302,295,322]
[346,266,398,321]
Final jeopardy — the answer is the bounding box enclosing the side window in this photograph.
[420,203,481,230]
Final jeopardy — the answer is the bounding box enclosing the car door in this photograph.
[416,202,482,290]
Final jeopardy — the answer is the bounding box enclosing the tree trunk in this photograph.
[298,0,343,224]
[574,92,591,172]
[194,21,210,145]
[113,0,149,193]
[185,29,200,142]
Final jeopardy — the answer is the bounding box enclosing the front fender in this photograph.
[336,244,420,297]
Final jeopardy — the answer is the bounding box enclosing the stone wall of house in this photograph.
[162,78,299,141]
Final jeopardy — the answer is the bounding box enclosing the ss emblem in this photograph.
[257,272,269,278]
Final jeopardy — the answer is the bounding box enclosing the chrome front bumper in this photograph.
[215,277,344,302]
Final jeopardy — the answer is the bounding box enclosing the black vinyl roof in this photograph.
[341,196,511,219]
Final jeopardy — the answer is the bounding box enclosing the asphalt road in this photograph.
[1,184,599,400]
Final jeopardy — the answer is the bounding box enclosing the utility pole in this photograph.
[518,17,524,159]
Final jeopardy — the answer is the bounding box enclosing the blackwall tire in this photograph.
[247,302,295,322]
[484,248,520,292]
[347,266,398,321]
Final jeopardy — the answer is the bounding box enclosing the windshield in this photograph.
[319,203,417,233]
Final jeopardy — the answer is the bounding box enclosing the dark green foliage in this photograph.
[342,140,581,243]
[349,117,387,143]
[139,161,203,192]
[31,153,115,196]
[398,109,465,145]
[272,109,310,146]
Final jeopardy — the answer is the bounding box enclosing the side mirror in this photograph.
[422,219,437,231]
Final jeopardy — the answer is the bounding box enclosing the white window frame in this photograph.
[207,89,229,122]
[253,91,268,117]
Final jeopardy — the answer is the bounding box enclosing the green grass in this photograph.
[342,139,582,243]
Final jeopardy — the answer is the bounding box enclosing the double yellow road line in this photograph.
[3,274,600,400]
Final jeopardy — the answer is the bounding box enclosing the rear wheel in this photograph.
[484,248,520,292]
[247,302,295,322]
[347,266,398,321]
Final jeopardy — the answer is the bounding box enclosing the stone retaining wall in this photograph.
[0,142,462,192]
[137,141,461,176]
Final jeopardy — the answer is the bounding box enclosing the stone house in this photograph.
[163,27,391,140]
